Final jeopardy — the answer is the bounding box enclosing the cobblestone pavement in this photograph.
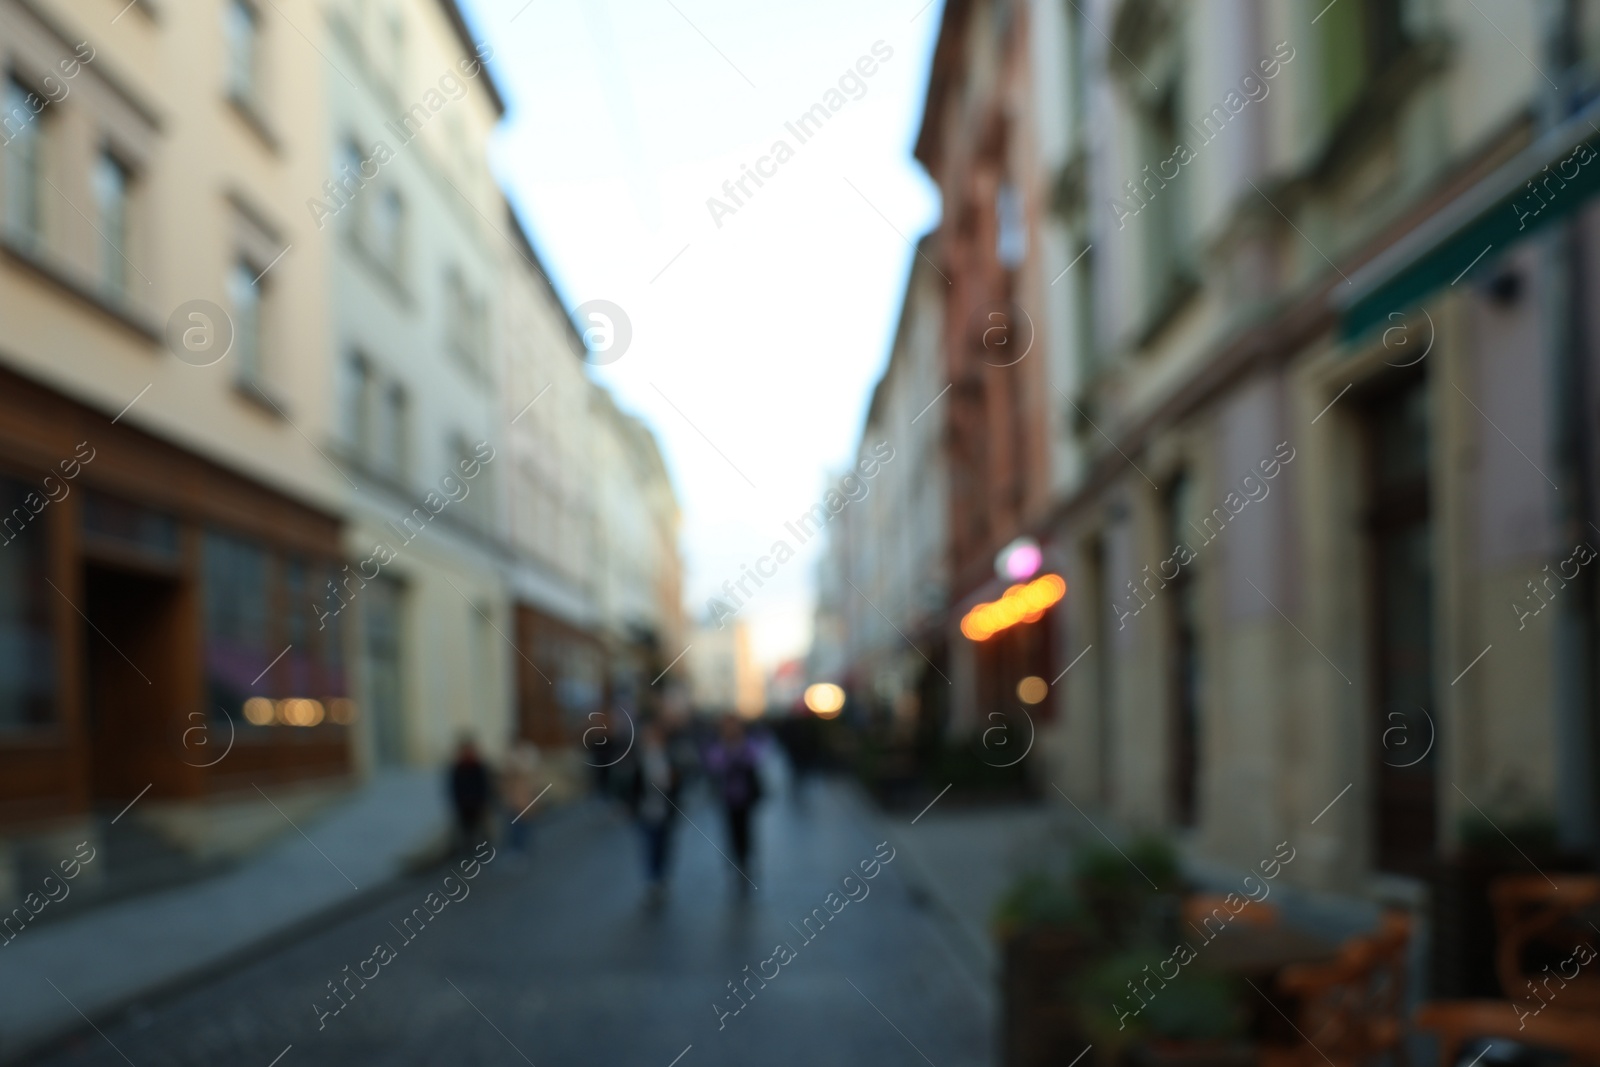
[22,778,992,1067]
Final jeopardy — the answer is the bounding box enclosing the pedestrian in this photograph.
[448,735,492,854]
[501,739,543,857]
[705,716,763,893]
[624,717,681,902]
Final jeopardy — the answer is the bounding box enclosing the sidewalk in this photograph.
[0,768,451,1064]
[876,794,1077,1003]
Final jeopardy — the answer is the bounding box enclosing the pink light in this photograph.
[1002,543,1042,580]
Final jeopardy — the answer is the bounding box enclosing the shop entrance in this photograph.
[83,564,184,802]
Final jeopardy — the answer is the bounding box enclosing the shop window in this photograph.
[82,491,178,560]
[203,530,268,715]
[0,478,55,729]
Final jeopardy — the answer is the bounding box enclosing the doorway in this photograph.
[83,564,183,802]
[1363,373,1438,873]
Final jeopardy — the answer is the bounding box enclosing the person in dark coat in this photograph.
[448,737,492,853]
[704,716,763,892]
[622,717,683,902]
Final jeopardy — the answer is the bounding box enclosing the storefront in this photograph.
[0,365,352,830]
[513,601,604,747]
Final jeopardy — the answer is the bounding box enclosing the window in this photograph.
[0,478,56,729]
[226,0,262,106]
[1321,0,1407,127]
[83,491,179,560]
[996,182,1027,269]
[340,350,373,455]
[228,259,264,385]
[3,79,46,246]
[385,9,407,89]
[1142,88,1186,311]
[455,435,492,528]
[92,152,131,300]
[370,186,404,270]
[203,530,269,714]
[373,381,408,479]
[445,268,485,376]
[337,137,366,236]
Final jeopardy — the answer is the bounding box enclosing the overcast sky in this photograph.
[461,0,945,669]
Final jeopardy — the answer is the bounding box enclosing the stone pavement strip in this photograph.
[17,778,993,1067]
[0,769,450,1065]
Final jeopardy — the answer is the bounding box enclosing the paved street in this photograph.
[22,778,992,1067]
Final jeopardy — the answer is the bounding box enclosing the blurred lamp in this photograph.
[960,573,1066,641]
[1017,676,1048,704]
[995,537,1042,581]
[803,683,845,718]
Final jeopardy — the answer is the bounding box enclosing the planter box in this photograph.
[1127,1039,1256,1067]
[1001,926,1094,1067]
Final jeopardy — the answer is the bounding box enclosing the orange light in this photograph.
[1017,676,1048,704]
[803,683,845,718]
[960,574,1066,641]
[243,697,275,725]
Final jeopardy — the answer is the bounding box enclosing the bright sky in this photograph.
[461,0,945,670]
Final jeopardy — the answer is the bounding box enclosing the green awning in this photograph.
[1339,101,1600,341]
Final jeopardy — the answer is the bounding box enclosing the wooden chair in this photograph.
[1259,911,1413,1067]
[1416,875,1600,1066]
[1184,893,1283,931]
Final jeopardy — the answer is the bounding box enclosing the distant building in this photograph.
[814,246,952,732]
[689,619,764,719]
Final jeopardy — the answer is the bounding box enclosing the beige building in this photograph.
[0,0,349,877]
[0,0,688,903]
[689,618,764,719]
[321,0,512,770]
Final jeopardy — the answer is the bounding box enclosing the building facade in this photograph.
[0,0,686,902]
[824,0,1600,956]
[0,0,351,886]
[321,0,512,771]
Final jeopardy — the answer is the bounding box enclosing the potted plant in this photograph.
[1076,948,1251,1067]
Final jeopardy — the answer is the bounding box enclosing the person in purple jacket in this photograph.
[704,716,763,892]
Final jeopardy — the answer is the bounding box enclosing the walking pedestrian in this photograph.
[705,716,763,892]
[448,735,492,854]
[624,717,681,903]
